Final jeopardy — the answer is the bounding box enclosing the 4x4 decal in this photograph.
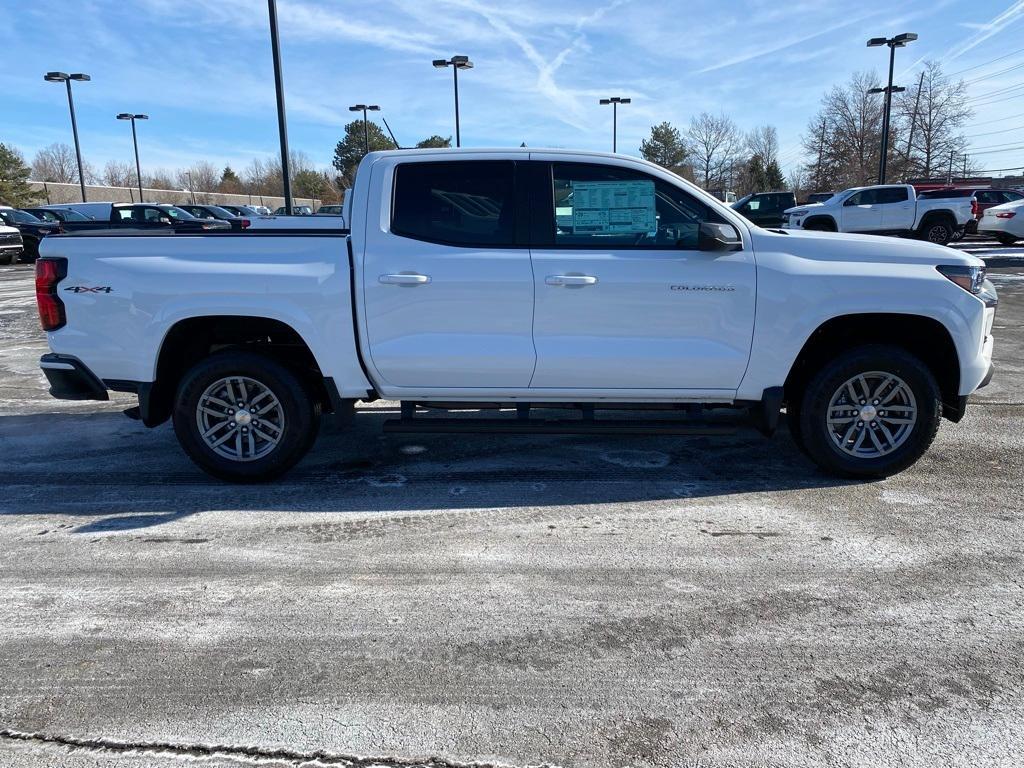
[64,286,113,294]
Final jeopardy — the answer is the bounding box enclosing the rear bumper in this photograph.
[39,354,109,401]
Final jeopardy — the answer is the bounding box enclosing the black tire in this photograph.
[918,217,955,245]
[22,236,40,262]
[797,345,941,478]
[0,251,15,266]
[996,233,1019,246]
[785,401,807,454]
[172,351,320,482]
[804,217,836,232]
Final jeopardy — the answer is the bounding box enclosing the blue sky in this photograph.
[2,0,1023,180]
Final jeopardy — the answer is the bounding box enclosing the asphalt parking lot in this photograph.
[1,242,1022,768]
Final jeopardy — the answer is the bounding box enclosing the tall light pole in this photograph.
[433,55,473,147]
[44,72,90,202]
[348,104,380,154]
[867,33,917,184]
[117,113,148,202]
[599,96,630,153]
[267,0,292,212]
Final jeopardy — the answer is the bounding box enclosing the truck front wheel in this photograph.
[172,351,320,482]
[796,345,941,478]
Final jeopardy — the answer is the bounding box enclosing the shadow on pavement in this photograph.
[2,407,857,532]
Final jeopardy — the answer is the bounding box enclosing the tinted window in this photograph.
[877,187,909,204]
[550,162,721,249]
[1004,191,1024,202]
[846,189,879,205]
[976,191,1000,204]
[392,161,515,246]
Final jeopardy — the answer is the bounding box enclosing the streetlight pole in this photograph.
[867,33,917,184]
[433,55,473,147]
[599,97,631,153]
[44,72,90,202]
[348,104,381,154]
[117,113,148,202]
[267,0,293,212]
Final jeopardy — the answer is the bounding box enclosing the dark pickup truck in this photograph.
[41,203,231,233]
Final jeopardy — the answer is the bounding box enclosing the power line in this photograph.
[965,124,1023,138]
[968,139,1024,151]
[970,91,1024,108]
[947,47,1024,77]
[964,110,1024,127]
[966,80,1024,101]
[968,144,1024,155]
[963,59,1024,85]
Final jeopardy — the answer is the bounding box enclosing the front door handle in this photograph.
[546,274,598,286]
[379,273,431,286]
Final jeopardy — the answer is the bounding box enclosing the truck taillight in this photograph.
[240,218,251,229]
[35,258,68,331]
[971,199,979,216]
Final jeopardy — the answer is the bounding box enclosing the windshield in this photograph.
[205,206,234,218]
[731,194,753,209]
[162,206,196,220]
[0,209,43,224]
[52,208,90,221]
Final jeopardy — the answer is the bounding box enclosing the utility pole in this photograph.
[904,70,925,173]
[948,149,955,184]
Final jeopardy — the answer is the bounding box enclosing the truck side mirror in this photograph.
[698,222,742,251]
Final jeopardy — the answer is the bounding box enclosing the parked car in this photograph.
[0,207,60,260]
[177,204,250,232]
[782,184,973,244]
[731,191,797,228]
[977,198,1023,245]
[220,204,269,217]
[0,223,23,265]
[273,205,313,215]
[804,192,834,205]
[316,204,344,215]
[22,207,94,224]
[40,203,231,233]
[35,148,996,483]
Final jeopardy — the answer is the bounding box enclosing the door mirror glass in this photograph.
[698,222,742,251]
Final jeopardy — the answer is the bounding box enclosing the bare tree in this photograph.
[896,60,972,179]
[32,143,95,184]
[144,169,176,190]
[102,160,135,188]
[746,125,780,166]
[687,112,743,189]
[177,161,220,202]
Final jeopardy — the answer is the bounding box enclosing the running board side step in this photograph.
[383,418,737,435]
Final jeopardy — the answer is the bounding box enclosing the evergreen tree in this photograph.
[332,120,394,186]
[0,143,42,206]
[416,135,452,148]
[639,122,688,172]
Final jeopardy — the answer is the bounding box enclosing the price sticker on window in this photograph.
[570,180,657,235]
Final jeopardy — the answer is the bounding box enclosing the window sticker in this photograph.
[569,180,657,235]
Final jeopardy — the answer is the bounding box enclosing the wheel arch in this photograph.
[145,315,330,427]
[784,312,960,419]
[803,215,837,231]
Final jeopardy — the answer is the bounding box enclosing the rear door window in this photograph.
[391,161,515,246]
[877,187,909,204]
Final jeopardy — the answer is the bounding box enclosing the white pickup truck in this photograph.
[782,184,974,245]
[35,148,997,481]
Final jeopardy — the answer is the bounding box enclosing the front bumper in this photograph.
[39,354,109,401]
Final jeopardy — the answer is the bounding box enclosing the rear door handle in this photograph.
[379,273,431,286]
[546,275,598,286]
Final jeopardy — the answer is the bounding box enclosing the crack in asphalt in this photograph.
[0,729,556,768]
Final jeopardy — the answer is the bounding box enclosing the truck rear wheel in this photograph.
[172,351,320,482]
[797,345,941,478]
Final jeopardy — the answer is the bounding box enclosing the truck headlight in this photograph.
[937,265,986,295]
